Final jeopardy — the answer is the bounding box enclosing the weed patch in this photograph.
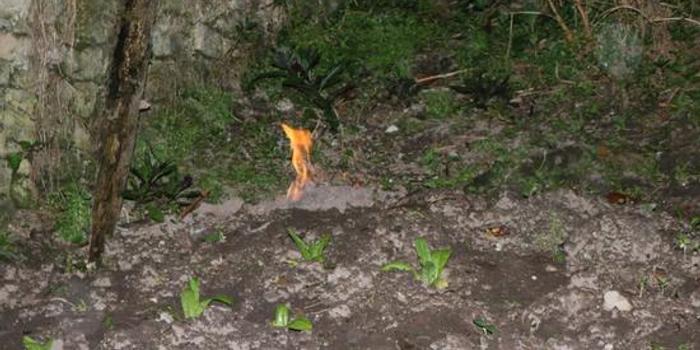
[49,184,91,245]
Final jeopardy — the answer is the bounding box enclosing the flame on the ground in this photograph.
[280,123,314,201]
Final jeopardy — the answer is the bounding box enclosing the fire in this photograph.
[280,123,314,201]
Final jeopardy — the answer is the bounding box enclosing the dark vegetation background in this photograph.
[1,0,699,267]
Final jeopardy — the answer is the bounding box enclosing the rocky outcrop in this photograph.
[0,0,282,200]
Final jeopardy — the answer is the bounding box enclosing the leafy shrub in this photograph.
[248,46,348,131]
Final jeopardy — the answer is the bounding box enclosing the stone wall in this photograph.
[0,0,282,202]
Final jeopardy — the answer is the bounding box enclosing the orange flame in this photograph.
[280,123,314,201]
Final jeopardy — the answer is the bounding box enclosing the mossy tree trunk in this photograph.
[89,0,159,263]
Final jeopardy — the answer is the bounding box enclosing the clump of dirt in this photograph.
[1,186,698,349]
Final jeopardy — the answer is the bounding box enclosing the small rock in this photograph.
[385,125,399,134]
[275,98,294,112]
[157,311,174,324]
[603,290,632,312]
[495,193,516,210]
[395,292,407,304]
[50,339,64,350]
[92,277,111,288]
[139,99,151,111]
[329,304,352,319]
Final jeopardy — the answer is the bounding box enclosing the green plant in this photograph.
[473,317,496,335]
[5,140,39,206]
[675,233,692,255]
[0,230,18,262]
[271,304,313,332]
[22,336,53,350]
[535,214,568,262]
[144,203,165,223]
[248,46,349,132]
[123,146,199,205]
[6,140,38,179]
[422,89,459,119]
[52,184,91,245]
[180,277,233,320]
[382,237,452,288]
[287,229,331,263]
[203,229,225,243]
[690,216,700,231]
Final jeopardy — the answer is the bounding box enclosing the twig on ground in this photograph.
[546,0,574,42]
[180,190,210,220]
[414,69,470,85]
[595,5,700,27]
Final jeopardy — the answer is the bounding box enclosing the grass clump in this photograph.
[422,90,459,119]
[50,184,91,245]
[382,237,452,288]
[535,214,568,263]
[0,230,18,262]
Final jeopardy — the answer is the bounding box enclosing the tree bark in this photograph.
[88,0,159,263]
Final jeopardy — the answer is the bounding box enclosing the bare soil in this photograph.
[1,183,699,349]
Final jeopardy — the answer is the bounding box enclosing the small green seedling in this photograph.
[473,318,496,335]
[382,237,452,288]
[22,336,53,350]
[675,233,692,255]
[180,277,233,320]
[271,304,313,332]
[203,229,225,243]
[288,229,331,263]
[690,216,700,230]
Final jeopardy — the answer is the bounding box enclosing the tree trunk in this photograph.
[88,0,159,263]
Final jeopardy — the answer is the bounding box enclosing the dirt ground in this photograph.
[1,178,699,349]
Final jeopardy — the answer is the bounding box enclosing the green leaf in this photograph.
[414,238,432,268]
[146,204,165,223]
[691,216,700,229]
[181,277,205,319]
[203,231,224,243]
[419,260,439,285]
[7,152,23,173]
[288,229,310,258]
[272,304,290,328]
[205,294,234,306]
[17,140,34,152]
[431,248,452,278]
[22,336,53,350]
[319,65,343,91]
[308,234,331,262]
[473,318,496,335]
[381,261,414,272]
[288,316,313,332]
